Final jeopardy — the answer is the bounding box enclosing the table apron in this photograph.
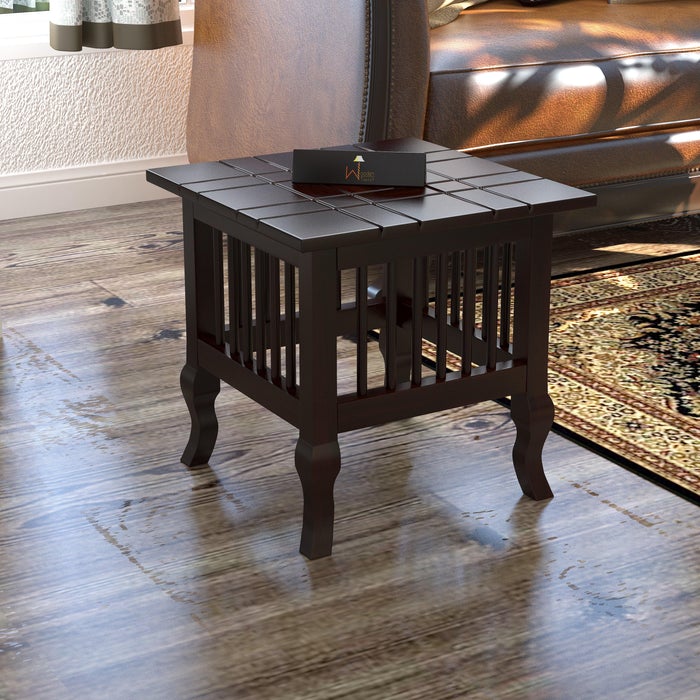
[336,218,536,269]
[338,362,526,432]
[193,201,547,272]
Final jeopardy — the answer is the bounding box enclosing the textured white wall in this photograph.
[0,44,192,176]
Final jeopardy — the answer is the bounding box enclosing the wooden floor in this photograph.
[1,199,699,699]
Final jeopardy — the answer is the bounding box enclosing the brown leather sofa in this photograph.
[187,0,700,233]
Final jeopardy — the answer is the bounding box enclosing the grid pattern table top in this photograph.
[147,138,596,252]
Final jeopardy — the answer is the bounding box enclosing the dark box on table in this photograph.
[292,149,426,187]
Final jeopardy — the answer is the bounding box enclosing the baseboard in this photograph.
[0,155,189,221]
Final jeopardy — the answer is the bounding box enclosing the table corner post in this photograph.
[295,248,342,558]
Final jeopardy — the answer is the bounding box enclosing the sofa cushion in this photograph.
[425,0,700,160]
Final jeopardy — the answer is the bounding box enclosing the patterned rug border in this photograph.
[530,413,700,505]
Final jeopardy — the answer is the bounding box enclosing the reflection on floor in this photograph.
[1,201,698,699]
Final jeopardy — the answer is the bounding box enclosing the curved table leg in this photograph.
[180,363,220,467]
[510,392,554,500]
[294,248,342,559]
[295,438,342,559]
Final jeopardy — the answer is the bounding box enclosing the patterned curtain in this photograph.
[49,0,182,51]
[0,1,49,13]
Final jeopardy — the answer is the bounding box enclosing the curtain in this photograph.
[49,0,182,51]
[0,1,49,13]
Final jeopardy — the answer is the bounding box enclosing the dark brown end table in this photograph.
[147,137,595,559]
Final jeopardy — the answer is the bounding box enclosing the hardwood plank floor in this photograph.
[1,200,698,699]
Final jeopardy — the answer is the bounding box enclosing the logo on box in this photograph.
[345,155,376,183]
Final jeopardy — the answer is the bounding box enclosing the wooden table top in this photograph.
[147,137,596,252]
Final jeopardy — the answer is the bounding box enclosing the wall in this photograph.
[0,10,193,220]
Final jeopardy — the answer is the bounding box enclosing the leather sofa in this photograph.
[186,0,700,232]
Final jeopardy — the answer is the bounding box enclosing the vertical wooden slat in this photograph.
[450,251,461,326]
[254,249,269,376]
[412,256,427,386]
[212,231,224,346]
[284,262,297,391]
[269,255,281,384]
[227,236,240,360]
[436,253,448,381]
[356,266,368,396]
[481,246,489,341]
[484,243,499,370]
[500,242,513,350]
[423,255,431,311]
[385,261,397,391]
[427,254,434,307]
[461,249,475,375]
[241,243,253,367]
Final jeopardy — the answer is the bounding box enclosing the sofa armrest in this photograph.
[366,1,431,144]
[186,0,430,163]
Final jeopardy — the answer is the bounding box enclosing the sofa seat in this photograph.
[425,0,700,228]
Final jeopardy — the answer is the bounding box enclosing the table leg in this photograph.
[511,216,554,500]
[295,249,341,559]
[180,364,220,467]
[180,202,223,467]
[511,393,554,500]
[295,439,341,559]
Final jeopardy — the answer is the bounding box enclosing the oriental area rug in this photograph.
[545,253,699,501]
[424,252,700,501]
